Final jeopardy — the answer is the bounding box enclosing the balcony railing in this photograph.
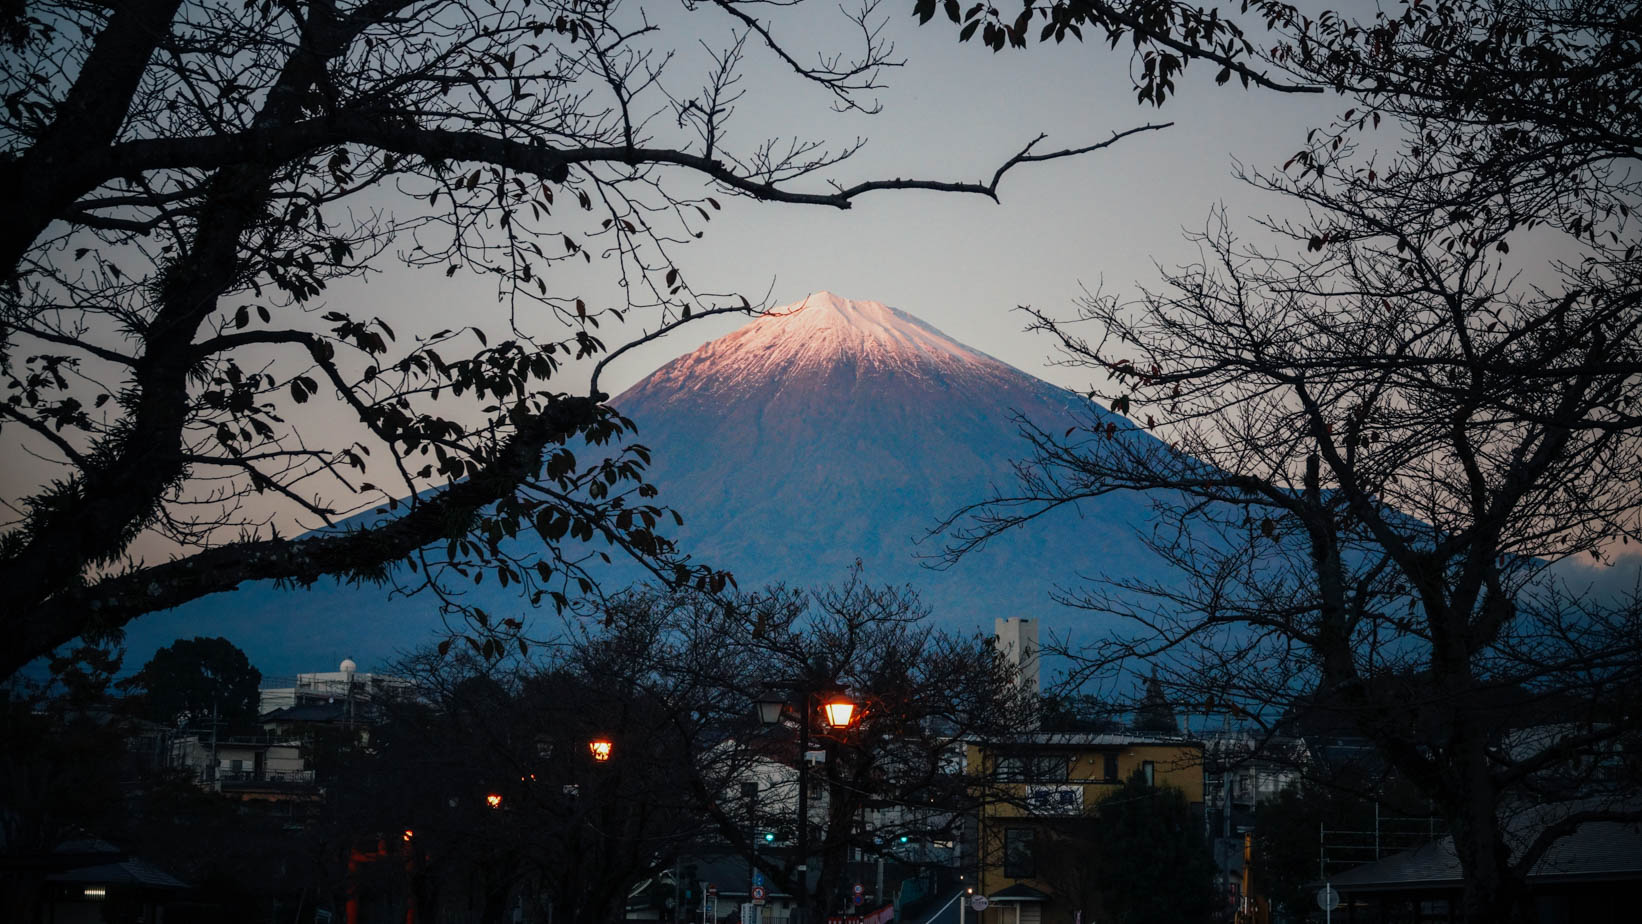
[216,769,317,786]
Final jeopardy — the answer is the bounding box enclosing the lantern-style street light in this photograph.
[752,685,859,924]
[485,792,503,809]
[754,690,787,727]
[821,696,858,729]
[588,737,614,762]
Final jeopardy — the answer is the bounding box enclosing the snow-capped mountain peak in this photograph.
[744,290,986,363]
[626,292,1009,401]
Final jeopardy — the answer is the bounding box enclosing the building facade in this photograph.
[967,732,1206,924]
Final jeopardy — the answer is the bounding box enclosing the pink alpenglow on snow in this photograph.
[610,291,1154,628]
[632,291,1022,402]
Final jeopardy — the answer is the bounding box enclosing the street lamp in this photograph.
[821,696,858,729]
[588,737,614,762]
[754,690,787,727]
[753,686,859,924]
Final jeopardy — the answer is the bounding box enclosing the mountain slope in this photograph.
[119,293,1162,675]
[611,292,1155,625]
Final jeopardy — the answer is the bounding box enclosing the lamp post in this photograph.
[754,686,859,924]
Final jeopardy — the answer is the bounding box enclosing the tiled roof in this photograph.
[46,858,190,891]
[262,702,350,722]
[1331,819,1642,892]
[989,883,1051,901]
[978,732,1201,748]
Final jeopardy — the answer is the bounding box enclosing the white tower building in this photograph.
[995,616,1041,704]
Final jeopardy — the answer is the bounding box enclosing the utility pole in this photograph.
[208,697,220,786]
[743,781,758,908]
[796,691,811,924]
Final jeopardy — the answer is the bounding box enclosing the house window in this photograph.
[1003,827,1036,879]
[996,755,1026,781]
[1103,753,1119,782]
[996,753,1069,782]
[1142,761,1155,786]
[1033,755,1068,782]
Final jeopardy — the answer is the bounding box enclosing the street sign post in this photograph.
[752,886,767,906]
[970,895,990,912]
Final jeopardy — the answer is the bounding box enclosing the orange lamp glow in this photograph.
[589,738,614,761]
[485,793,503,809]
[402,829,414,842]
[821,696,858,728]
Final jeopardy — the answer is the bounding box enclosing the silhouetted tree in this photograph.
[0,658,129,923]
[0,0,1160,679]
[333,619,721,924]
[674,573,1034,924]
[937,2,1642,920]
[1033,770,1216,924]
[1133,672,1178,734]
[120,636,263,731]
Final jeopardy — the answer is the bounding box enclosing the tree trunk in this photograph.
[1449,752,1535,924]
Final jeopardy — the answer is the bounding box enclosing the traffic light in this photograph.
[763,831,776,843]
[898,835,910,844]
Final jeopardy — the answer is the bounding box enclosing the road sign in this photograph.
[708,883,718,898]
[1317,885,1340,911]
[970,895,990,912]
[752,886,766,906]
[753,871,764,887]
[852,883,864,896]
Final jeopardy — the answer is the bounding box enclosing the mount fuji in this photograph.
[611,292,1156,613]
[118,293,1165,676]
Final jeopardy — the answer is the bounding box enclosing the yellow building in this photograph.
[967,732,1205,924]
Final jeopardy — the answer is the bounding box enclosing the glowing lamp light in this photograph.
[84,888,107,899]
[485,793,503,809]
[588,738,614,761]
[821,696,858,728]
[403,829,414,842]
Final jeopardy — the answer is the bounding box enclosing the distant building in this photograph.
[257,657,410,720]
[36,837,191,924]
[155,657,408,810]
[967,731,1206,924]
[1327,811,1642,923]
[165,731,322,817]
[993,618,1040,704]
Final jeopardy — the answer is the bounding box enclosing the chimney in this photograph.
[995,618,1041,722]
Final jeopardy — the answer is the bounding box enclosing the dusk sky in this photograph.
[322,1,1350,397]
[4,1,1634,586]
[0,3,1345,530]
